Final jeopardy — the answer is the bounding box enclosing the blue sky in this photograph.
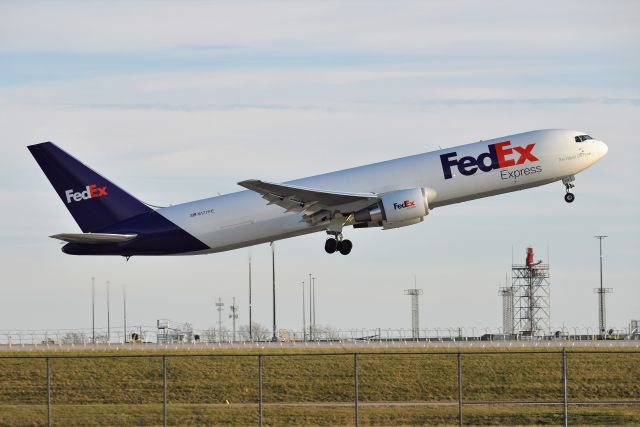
[0,1,638,336]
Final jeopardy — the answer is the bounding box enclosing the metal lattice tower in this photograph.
[404,282,423,339]
[499,287,515,335]
[512,247,550,336]
[630,320,640,337]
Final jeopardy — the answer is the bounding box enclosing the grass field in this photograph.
[1,347,639,426]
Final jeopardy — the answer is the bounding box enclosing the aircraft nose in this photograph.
[597,140,608,158]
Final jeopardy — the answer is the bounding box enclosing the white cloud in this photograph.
[0,0,638,334]
[1,1,638,53]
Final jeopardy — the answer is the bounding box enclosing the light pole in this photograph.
[216,298,224,342]
[248,256,253,340]
[301,281,306,341]
[91,277,95,344]
[308,274,313,339]
[106,280,110,343]
[271,242,277,342]
[594,235,610,338]
[229,297,238,342]
[312,276,316,336]
[123,284,127,343]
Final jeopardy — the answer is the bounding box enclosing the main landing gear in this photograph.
[325,233,353,255]
[562,176,576,203]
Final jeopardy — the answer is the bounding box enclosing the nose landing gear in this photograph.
[564,192,575,203]
[562,176,576,203]
[325,232,353,255]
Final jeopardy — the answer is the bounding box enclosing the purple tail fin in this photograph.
[28,142,152,232]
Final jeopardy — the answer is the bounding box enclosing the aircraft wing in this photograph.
[238,179,379,215]
[50,233,138,244]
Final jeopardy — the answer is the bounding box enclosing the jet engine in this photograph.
[354,188,430,229]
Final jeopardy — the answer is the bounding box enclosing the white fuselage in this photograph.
[158,129,608,254]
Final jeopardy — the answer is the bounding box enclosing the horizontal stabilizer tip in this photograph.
[50,233,137,245]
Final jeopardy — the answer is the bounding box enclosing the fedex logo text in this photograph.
[439,141,538,180]
[65,185,108,204]
[393,200,416,210]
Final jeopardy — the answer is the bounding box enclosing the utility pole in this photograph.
[91,277,95,344]
[106,280,111,343]
[594,235,611,338]
[123,284,127,343]
[271,242,277,342]
[249,256,253,340]
[229,297,238,342]
[216,298,224,342]
[301,281,306,341]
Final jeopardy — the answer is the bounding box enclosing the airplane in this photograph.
[28,129,607,257]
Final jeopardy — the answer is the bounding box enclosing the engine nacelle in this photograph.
[381,188,428,223]
[354,188,430,228]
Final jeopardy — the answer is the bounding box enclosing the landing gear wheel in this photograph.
[324,238,337,254]
[562,176,576,204]
[338,239,352,255]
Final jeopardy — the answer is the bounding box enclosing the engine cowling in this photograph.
[354,188,430,228]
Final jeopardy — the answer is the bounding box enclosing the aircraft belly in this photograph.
[157,193,313,251]
[196,214,310,249]
[206,215,314,250]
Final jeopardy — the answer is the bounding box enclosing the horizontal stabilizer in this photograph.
[50,233,138,245]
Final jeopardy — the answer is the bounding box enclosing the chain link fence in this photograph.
[2,325,639,347]
[1,350,639,426]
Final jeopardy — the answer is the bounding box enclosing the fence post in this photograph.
[457,352,462,427]
[46,357,51,427]
[562,349,568,427]
[162,355,167,427]
[354,353,359,426]
[258,354,263,427]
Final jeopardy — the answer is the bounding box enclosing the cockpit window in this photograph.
[575,135,593,142]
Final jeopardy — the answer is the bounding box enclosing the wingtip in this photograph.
[238,179,261,187]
